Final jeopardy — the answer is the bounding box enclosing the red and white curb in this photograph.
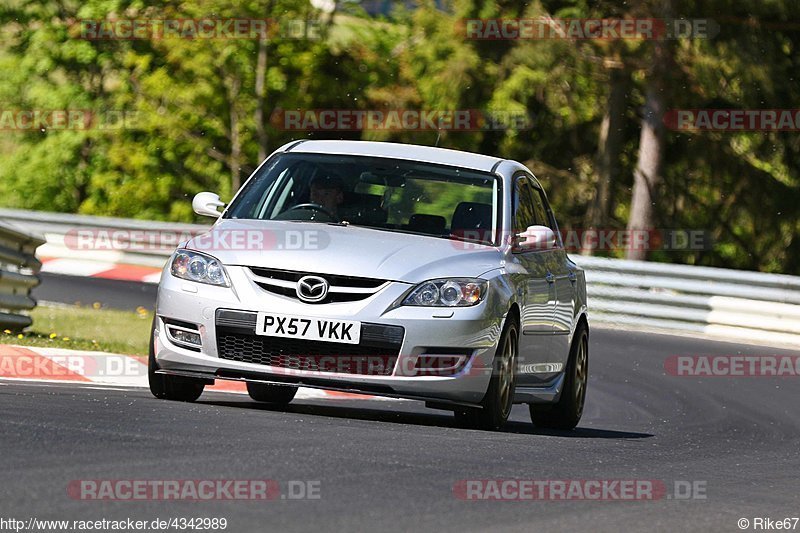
[39,257,162,284]
[0,345,392,401]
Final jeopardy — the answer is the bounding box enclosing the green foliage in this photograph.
[0,0,798,272]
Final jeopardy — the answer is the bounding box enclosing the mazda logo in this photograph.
[296,275,329,303]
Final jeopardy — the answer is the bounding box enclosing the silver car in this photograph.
[149,140,589,430]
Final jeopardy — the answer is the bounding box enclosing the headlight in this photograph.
[402,278,487,307]
[170,250,230,287]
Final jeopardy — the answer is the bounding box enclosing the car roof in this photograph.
[284,140,506,173]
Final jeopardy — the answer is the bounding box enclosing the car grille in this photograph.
[247,267,389,304]
[215,309,404,376]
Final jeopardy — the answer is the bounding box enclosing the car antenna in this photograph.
[435,130,441,147]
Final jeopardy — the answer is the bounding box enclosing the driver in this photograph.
[309,174,345,218]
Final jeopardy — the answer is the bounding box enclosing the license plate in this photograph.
[255,312,361,344]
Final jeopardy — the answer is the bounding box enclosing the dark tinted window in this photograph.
[513,177,539,231]
[531,186,551,229]
[225,153,499,244]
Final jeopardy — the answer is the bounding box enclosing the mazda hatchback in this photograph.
[149,140,589,430]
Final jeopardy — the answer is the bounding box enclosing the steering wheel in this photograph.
[282,203,339,222]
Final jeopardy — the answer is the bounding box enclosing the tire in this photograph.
[529,322,588,430]
[454,318,518,430]
[246,382,298,404]
[148,318,205,402]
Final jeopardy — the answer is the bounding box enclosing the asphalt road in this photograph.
[33,273,158,311]
[1,328,798,532]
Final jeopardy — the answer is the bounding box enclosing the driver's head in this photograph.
[310,174,345,214]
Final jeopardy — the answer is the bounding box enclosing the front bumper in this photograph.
[154,266,503,404]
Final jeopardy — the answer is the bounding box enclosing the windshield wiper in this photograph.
[447,233,492,245]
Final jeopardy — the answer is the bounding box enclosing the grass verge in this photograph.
[1,304,151,355]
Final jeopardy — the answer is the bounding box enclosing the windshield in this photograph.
[225,153,500,245]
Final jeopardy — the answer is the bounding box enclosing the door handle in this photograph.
[545,272,555,284]
[568,271,577,283]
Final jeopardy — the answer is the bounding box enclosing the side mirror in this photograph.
[516,225,557,251]
[192,192,225,218]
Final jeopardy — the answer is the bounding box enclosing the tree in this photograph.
[627,34,671,261]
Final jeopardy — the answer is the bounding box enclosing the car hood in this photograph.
[185,219,503,283]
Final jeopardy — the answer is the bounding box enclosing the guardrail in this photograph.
[0,207,208,268]
[0,221,46,331]
[3,207,800,347]
[572,255,800,347]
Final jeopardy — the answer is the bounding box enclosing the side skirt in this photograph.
[513,372,565,404]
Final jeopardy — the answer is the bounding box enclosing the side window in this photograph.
[513,177,537,232]
[531,187,551,229]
